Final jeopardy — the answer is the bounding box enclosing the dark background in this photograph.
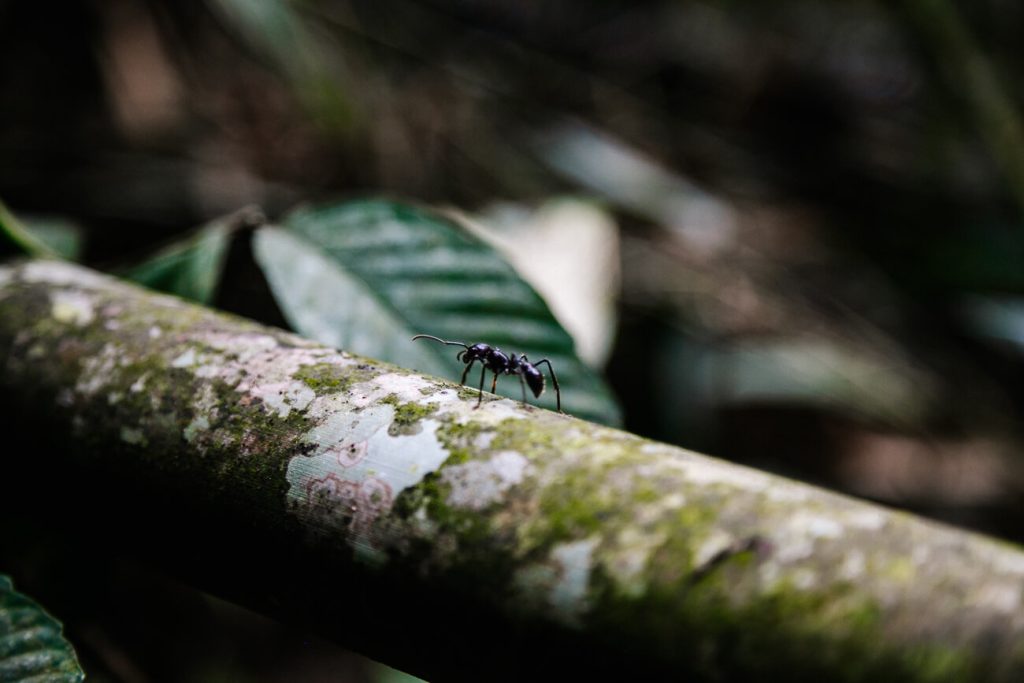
[4,1,1024,680]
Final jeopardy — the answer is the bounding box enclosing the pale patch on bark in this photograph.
[21,259,114,288]
[606,526,668,597]
[550,538,600,620]
[667,452,781,494]
[974,582,1023,614]
[251,380,316,418]
[183,415,210,443]
[442,450,532,511]
[76,342,124,396]
[839,550,867,580]
[286,405,451,564]
[50,290,96,326]
[120,426,146,445]
[514,537,600,626]
[693,529,739,569]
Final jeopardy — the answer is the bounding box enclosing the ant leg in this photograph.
[518,373,528,404]
[460,360,474,385]
[532,359,562,412]
[491,373,498,394]
[476,364,487,408]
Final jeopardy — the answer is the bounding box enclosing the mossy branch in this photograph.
[1,260,1023,682]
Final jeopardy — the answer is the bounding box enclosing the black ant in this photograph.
[412,335,562,412]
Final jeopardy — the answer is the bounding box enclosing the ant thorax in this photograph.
[487,348,511,369]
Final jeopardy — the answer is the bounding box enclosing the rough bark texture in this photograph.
[2,259,1024,682]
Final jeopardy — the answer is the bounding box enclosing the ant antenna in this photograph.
[412,334,469,349]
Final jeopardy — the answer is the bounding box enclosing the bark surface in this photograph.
[1,259,1023,682]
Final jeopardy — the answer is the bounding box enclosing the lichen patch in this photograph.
[50,290,96,326]
[550,538,599,620]
[839,550,867,581]
[973,581,1023,614]
[347,372,442,409]
[216,342,354,418]
[171,349,199,368]
[21,259,114,288]
[286,404,452,563]
[693,529,739,570]
[195,331,281,362]
[129,374,147,395]
[442,450,532,511]
[120,426,146,445]
[844,508,888,531]
[605,526,667,596]
[514,537,600,626]
[184,415,211,443]
[76,342,123,396]
[668,452,781,494]
[250,380,315,418]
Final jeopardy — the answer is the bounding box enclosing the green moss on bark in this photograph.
[381,395,439,436]
[294,361,378,395]
[4,261,1024,683]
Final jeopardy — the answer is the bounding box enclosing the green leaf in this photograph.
[0,575,84,682]
[19,217,83,261]
[254,225,451,376]
[710,340,934,425]
[256,199,620,425]
[371,662,428,683]
[122,214,237,304]
[0,199,61,260]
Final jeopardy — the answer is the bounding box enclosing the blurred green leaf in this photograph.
[254,224,450,375]
[206,0,354,132]
[20,217,83,261]
[959,295,1024,351]
[0,574,84,682]
[711,340,935,425]
[371,662,428,683]
[123,213,238,304]
[0,199,62,260]
[255,199,620,425]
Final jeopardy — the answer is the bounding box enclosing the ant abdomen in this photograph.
[522,365,545,398]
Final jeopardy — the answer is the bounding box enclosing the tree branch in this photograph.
[1,259,1023,682]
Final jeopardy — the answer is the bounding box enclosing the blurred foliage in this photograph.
[123,208,246,304]
[0,575,84,682]
[6,0,1024,679]
[121,198,620,422]
[277,200,619,422]
[0,198,62,259]
[207,0,357,133]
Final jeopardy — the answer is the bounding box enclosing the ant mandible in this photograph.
[412,334,562,412]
